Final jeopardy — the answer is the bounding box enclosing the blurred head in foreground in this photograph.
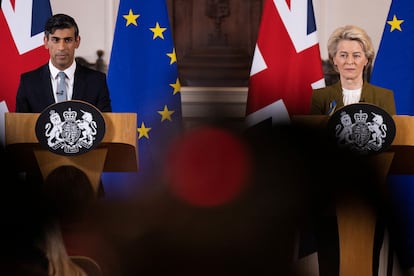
[104,120,381,275]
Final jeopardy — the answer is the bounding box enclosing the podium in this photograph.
[292,115,411,276]
[4,112,138,193]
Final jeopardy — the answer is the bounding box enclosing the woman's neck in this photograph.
[340,76,363,90]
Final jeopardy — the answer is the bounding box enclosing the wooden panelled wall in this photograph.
[165,0,343,87]
[166,0,264,87]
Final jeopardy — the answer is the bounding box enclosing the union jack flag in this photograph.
[0,0,51,112]
[246,0,324,126]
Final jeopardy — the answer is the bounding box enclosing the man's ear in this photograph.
[75,36,81,49]
[43,36,49,49]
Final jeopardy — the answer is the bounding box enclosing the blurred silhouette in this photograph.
[88,120,386,275]
[0,146,49,275]
[0,119,395,275]
[42,165,119,275]
[42,165,95,225]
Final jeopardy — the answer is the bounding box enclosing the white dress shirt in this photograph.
[49,61,76,103]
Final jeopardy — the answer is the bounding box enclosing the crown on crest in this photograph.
[354,110,368,123]
[63,108,77,121]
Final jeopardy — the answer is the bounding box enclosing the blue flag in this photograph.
[371,0,414,269]
[371,1,414,115]
[102,0,182,198]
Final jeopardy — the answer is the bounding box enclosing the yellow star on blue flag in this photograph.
[387,14,404,32]
[372,2,414,115]
[102,0,183,197]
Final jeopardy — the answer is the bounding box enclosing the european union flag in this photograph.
[371,0,414,270]
[102,0,182,198]
[371,1,414,115]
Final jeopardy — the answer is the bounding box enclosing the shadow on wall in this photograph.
[76,49,107,73]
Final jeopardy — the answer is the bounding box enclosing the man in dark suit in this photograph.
[15,13,111,197]
[15,13,112,113]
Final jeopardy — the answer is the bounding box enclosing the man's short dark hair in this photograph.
[44,13,79,38]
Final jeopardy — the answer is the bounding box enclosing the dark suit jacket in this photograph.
[16,63,112,113]
[310,81,396,116]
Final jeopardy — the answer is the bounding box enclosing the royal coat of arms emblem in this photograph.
[327,103,396,154]
[36,100,106,156]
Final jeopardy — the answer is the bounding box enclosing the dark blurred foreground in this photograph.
[0,121,390,275]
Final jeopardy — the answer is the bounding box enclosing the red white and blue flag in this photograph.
[0,0,51,112]
[246,0,325,126]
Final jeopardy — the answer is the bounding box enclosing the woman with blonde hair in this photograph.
[310,25,396,116]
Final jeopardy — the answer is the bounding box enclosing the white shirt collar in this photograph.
[342,87,362,106]
[48,60,77,80]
